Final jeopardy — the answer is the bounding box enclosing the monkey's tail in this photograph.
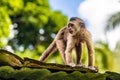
[39,41,56,62]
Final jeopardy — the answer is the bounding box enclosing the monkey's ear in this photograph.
[79,22,85,28]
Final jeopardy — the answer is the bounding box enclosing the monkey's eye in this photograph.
[79,23,84,28]
[68,23,74,27]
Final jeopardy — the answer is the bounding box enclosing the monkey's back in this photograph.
[55,26,68,42]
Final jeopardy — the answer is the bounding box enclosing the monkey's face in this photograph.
[67,21,81,35]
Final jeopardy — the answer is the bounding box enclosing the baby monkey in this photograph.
[39,17,95,70]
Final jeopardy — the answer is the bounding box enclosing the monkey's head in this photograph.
[67,17,85,35]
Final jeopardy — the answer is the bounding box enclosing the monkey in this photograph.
[39,17,95,70]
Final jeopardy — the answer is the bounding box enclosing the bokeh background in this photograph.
[0,0,120,72]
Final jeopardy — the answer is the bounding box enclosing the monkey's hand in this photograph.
[67,63,75,67]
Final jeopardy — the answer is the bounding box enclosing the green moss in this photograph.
[65,71,107,80]
[29,69,51,79]
[84,73,108,80]
[0,66,51,80]
[14,68,51,80]
[44,71,67,80]
[106,71,120,80]
[0,66,120,80]
[0,66,14,79]
[66,71,84,80]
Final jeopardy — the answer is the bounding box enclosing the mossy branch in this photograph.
[0,49,98,73]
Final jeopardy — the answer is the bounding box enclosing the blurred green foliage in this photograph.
[0,0,120,72]
[0,0,68,58]
[95,41,115,72]
[0,7,11,47]
[105,11,120,72]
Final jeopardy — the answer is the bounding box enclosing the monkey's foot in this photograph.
[67,63,75,67]
[88,66,97,71]
[76,64,87,68]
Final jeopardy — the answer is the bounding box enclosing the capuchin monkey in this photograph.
[39,17,95,70]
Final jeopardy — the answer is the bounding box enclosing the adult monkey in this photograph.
[39,17,95,70]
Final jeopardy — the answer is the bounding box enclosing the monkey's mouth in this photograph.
[68,29,73,34]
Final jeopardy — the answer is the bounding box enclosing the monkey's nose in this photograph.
[68,27,72,30]
[68,29,73,34]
